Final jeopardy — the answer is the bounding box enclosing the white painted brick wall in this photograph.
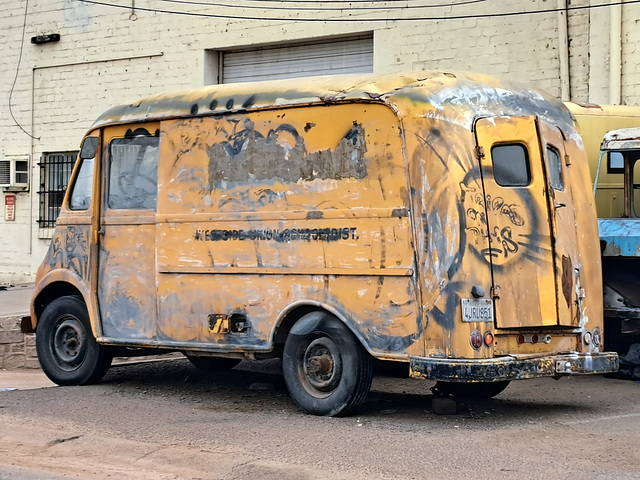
[622,4,640,103]
[0,0,638,282]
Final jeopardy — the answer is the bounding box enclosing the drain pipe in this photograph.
[557,0,571,101]
[610,3,622,104]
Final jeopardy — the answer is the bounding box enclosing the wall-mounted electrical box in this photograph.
[0,158,30,191]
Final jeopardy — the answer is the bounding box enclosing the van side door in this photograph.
[98,124,160,341]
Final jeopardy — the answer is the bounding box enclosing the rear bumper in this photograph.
[410,352,619,382]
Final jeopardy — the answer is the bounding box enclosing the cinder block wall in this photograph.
[0,317,38,369]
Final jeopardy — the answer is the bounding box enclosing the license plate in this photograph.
[461,298,494,322]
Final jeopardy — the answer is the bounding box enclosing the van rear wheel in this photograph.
[35,296,112,386]
[434,380,510,399]
[282,312,373,416]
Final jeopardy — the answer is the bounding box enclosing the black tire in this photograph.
[183,353,241,371]
[282,312,373,416]
[35,296,112,386]
[433,380,510,399]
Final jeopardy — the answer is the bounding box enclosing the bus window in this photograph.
[634,158,640,218]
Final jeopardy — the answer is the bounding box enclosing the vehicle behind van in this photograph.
[26,72,618,416]
[594,128,640,356]
[565,102,640,218]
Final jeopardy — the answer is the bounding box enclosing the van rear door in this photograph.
[537,121,580,327]
[473,116,576,329]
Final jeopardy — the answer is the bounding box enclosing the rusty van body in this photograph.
[28,72,618,416]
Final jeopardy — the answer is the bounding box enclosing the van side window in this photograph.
[108,136,159,210]
[69,137,98,211]
[491,144,531,187]
[545,145,564,191]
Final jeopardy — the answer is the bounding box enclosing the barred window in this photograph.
[38,151,78,228]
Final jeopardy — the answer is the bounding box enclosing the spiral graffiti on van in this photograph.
[460,167,548,268]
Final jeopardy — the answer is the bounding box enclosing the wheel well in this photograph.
[273,305,318,354]
[272,305,373,360]
[32,282,83,328]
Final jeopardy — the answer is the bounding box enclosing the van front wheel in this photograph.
[35,296,112,386]
[283,312,372,416]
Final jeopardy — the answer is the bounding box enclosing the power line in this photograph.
[9,0,40,140]
[156,0,487,11]
[202,0,473,3]
[75,0,640,22]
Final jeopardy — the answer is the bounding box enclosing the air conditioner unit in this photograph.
[0,157,29,190]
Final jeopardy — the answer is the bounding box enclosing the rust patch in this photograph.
[561,255,573,307]
[207,118,367,188]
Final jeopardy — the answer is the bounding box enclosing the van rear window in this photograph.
[491,144,531,187]
[546,145,564,191]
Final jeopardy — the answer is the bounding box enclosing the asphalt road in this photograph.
[0,358,639,480]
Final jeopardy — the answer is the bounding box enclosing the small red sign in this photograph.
[4,194,16,221]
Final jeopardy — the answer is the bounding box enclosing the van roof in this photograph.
[600,127,640,151]
[91,71,574,134]
[565,102,640,119]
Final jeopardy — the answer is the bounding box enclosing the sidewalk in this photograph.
[0,283,33,317]
[0,369,56,390]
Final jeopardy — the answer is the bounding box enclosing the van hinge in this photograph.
[475,146,485,159]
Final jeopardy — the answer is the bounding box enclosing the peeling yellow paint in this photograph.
[32,72,615,382]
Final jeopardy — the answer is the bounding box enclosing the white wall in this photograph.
[0,0,638,283]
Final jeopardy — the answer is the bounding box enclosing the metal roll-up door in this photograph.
[221,35,373,84]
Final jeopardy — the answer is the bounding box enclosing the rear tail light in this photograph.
[592,327,601,346]
[470,329,483,349]
[484,331,494,347]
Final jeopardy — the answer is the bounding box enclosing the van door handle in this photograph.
[555,202,566,209]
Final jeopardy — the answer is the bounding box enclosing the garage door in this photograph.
[221,35,373,83]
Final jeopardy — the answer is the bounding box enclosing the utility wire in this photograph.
[76,0,640,22]
[198,0,476,3]
[9,0,40,140]
[157,0,487,11]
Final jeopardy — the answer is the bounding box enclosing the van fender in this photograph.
[272,300,408,361]
[30,269,100,338]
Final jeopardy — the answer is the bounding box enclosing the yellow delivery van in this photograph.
[27,72,617,416]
